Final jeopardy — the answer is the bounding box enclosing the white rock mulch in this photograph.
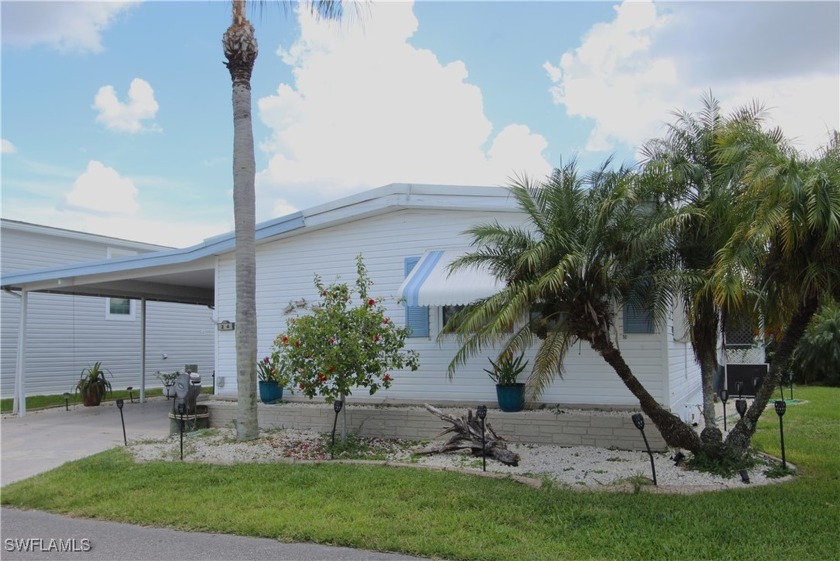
[128,427,794,494]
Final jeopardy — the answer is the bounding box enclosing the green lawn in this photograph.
[2,386,838,561]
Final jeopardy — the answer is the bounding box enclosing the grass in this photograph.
[0,387,213,413]
[2,386,838,561]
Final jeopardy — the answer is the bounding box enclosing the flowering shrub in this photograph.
[275,255,419,403]
[256,353,290,386]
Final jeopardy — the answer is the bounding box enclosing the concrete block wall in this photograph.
[206,401,668,451]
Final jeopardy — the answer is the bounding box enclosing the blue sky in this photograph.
[2,1,838,248]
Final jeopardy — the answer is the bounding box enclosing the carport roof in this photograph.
[1,183,516,306]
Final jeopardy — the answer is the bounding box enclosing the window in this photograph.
[106,247,136,321]
[623,303,655,334]
[441,305,464,331]
[404,257,429,337]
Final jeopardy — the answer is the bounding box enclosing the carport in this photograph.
[1,240,222,416]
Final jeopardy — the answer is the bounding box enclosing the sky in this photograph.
[1,0,838,248]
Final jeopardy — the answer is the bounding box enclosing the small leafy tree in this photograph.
[276,255,419,408]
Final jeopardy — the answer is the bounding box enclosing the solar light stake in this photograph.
[476,405,488,472]
[775,400,787,470]
[63,392,70,411]
[631,413,657,485]
[177,403,186,461]
[788,372,795,401]
[735,399,747,419]
[735,381,743,400]
[331,400,344,458]
[116,399,127,446]
[719,389,729,432]
[127,386,134,404]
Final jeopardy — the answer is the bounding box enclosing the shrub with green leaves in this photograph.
[791,301,840,386]
[276,254,419,403]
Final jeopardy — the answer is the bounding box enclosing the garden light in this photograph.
[177,402,186,461]
[127,386,134,403]
[788,371,795,401]
[63,392,70,411]
[116,399,127,446]
[775,399,787,470]
[477,405,488,472]
[631,413,657,486]
[331,400,344,457]
[735,381,743,399]
[719,389,729,431]
[735,399,747,419]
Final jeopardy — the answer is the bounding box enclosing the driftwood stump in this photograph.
[415,404,520,466]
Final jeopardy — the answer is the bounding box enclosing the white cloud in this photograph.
[65,160,140,214]
[93,78,161,133]
[1,139,16,154]
[0,2,136,54]
[255,1,551,215]
[545,0,839,156]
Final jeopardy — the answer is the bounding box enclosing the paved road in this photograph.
[1,400,430,561]
[1,508,424,561]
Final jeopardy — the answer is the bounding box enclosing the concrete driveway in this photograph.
[1,397,172,485]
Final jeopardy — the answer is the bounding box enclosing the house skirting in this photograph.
[205,401,668,452]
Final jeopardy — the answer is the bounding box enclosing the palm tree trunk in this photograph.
[724,296,820,458]
[693,298,720,430]
[224,0,259,441]
[590,331,703,453]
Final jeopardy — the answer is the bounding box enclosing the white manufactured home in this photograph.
[0,219,215,403]
[1,185,703,423]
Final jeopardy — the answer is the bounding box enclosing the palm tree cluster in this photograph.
[446,94,840,461]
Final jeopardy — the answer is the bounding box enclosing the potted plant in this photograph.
[257,353,289,404]
[484,352,528,412]
[75,362,112,406]
[157,371,179,399]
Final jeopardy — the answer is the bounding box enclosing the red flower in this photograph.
[318,373,327,382]
[383,317,390,324]
[299,382,306,390]
[374,334,381,343]
[328,336,336,345]
[383,374,392,382]
[368,298,376,307]
[294,340,301,348]
[328,365,335,373]
[281,336,289,345]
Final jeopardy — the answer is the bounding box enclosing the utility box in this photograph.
[725,363,769,397]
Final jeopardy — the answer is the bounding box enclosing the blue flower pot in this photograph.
[259,381,284,404]
[496,383,525,412]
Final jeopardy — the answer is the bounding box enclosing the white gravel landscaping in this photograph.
[128,426,794,494]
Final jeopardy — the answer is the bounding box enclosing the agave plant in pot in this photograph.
[484,352,528,412]
[75,362,112,406]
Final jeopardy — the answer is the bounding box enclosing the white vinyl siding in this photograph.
[215,208,679,408]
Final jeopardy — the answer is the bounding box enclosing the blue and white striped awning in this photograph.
[398,249,504,307]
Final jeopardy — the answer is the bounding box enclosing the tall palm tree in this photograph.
[222,0,345,441]
[714,131,840,458]
[638,93,776,432]
[445,160,703,452]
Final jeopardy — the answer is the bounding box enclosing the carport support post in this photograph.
[13,289,28,416]
[140,298,147,403]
